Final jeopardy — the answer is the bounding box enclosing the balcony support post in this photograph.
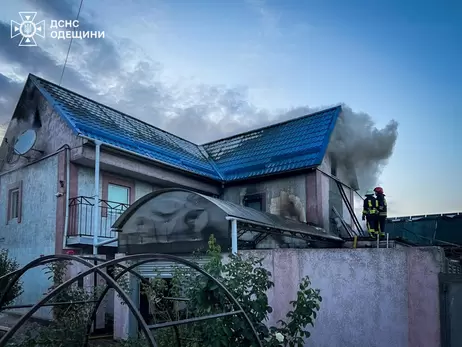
[93,140,102,255]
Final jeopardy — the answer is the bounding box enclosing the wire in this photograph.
[58,0,84,86]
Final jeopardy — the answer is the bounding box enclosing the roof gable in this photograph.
[28,75,340,182]
[202,106,341,180]
[30,75,221,179]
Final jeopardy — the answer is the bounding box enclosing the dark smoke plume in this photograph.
[327,105,399,193]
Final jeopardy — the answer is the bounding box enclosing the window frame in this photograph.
[243,193,266,212]
[107,183,130,215]
[101,174,135,217]
[6,181,22,224]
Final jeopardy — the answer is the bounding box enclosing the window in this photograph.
[7,181,22,224]
[330,155,338,177]
[107,183,130,214]
[9,189,20,219]
[101,174,135,217]
[243,194,264,212]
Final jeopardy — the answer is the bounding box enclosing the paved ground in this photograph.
[0,312,44,342]
[0,313,121,346]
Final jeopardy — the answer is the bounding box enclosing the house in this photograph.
[1,75,455,347]
[0,74,357,318]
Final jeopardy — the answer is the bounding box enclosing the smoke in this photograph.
[327,104,399,193]
[0,123,6,142]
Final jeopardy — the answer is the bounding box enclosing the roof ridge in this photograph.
[28,74,203,149]
[201,105,342,146]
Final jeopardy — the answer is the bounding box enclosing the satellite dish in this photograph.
[14,129,37,155]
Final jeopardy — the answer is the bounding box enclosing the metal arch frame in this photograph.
[0,254,263,347]
[80,256,183,347]
[0,254,157,347]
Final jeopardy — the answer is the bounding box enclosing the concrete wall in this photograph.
[0,155,59,319]
[114,247,442,346]
[76,166,155,200]
[319,155,355,232]
[222,167,355,235]
[240,247,442,347]
[73,146,221,196]
[223,174,308,221]
[223,174,311,247]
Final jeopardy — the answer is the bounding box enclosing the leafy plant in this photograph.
[6,236,322,347]
[9,257,131,347]
[138,235,322,347]
[0,249,23,308]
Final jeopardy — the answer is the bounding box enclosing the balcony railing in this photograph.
[68,196,129,239]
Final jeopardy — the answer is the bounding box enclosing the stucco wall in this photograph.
[222,174,308,220]
[239,247,442,347]
[76,166,154,200]
[0,155,59,319]
[115,246,442,346]
[73,166,155,238]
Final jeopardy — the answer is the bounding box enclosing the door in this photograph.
[440,273,462,347]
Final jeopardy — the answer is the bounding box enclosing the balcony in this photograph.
[67,196,129,247]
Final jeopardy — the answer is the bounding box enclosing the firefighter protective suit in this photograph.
[362,189,378,237]
[374,187,387,236]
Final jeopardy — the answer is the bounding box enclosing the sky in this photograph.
[0,0,461,217]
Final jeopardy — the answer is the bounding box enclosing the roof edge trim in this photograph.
[29,74,80,134]
[201,105,343,146]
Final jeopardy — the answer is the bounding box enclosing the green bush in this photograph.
[139,235,322,347]
[0,249,23,308]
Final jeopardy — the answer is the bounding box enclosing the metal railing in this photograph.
[68,196,129,239]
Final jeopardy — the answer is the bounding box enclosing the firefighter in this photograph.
[362,189,378,237]
[374,186,387,236]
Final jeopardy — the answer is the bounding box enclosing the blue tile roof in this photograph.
[202,107,341,180]
[30,75,222,180]
[29,75,340,182]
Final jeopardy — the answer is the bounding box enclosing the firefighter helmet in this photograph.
[374,186,384,194]
[365,189,374,196]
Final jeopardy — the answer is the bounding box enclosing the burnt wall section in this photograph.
[222,174,308,222]
[0,80,82,174]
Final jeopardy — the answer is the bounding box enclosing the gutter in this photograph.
[92,140,102,255]
[77,134,222,184]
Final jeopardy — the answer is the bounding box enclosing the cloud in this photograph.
[0,1,398,190]
[0,74,23,122]
[25,0,122,76]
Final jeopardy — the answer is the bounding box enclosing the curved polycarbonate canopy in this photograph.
[113,188,342,254]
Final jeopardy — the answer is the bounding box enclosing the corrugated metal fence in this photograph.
[135,256,210,278]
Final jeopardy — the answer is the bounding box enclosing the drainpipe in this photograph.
[229,218,238,255]
[93,140,102,255]
[62,146,71,251]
